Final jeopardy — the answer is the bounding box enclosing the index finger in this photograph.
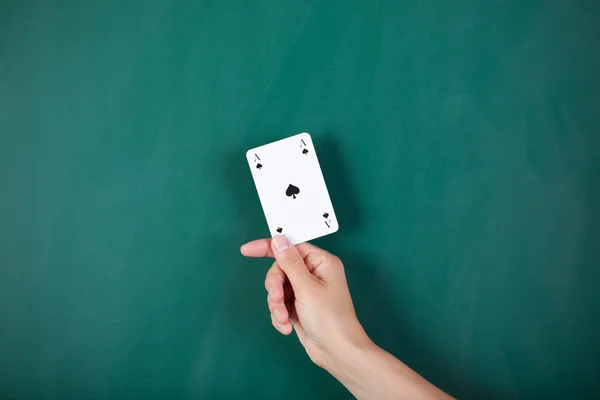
[240,238,322,259]
[241,238,274,258]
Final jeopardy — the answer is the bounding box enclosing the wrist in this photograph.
[323,326,377,382]
[323,331,454,400]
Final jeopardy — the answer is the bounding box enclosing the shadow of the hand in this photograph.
[314,133,507,399]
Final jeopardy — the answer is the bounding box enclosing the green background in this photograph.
[1,1,599,398]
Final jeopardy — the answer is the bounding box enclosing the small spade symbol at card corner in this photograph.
[285,184,300,199]
[322,212,329,218]
[276,227,283,233]
[302,149,309,155]
[256,163,262,170]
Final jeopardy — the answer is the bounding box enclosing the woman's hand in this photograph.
[240,235,371,369]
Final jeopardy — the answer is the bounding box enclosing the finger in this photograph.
[271,235,317,294]
[241,239,274,258]
[264,261,286,301]
[241,239,328,266]
[304,251,343,281]
[266,267,289,325]
[288,305,308,343]
[268,299,289,324]
[271,314,292,335]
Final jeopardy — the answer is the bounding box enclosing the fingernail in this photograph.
[274,308,284,323]
[272,235,289,253]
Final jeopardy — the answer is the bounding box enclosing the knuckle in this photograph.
[264,276,275,290]
[320,253,343,269]
[328,254,342,266]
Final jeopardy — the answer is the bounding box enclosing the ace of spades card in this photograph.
[246,133,339,244]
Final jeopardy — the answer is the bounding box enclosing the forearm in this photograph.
[326,338,453,400]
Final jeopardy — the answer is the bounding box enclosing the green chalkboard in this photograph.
[1,1,599,398]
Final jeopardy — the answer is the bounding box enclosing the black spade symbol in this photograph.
[276,227,283,233]
[285,184,300,199]
[323,212,329,218]
[302,149,309,155]
[256,163,262,170]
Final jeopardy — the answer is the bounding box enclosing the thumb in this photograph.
[271,235,315,292]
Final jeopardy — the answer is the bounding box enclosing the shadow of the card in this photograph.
[314,133,363,233]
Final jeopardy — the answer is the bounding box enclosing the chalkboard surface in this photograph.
[1,1,599,398]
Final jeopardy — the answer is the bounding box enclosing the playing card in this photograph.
[246,133,339,244]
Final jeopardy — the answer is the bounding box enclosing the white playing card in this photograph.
[246,133,339,244]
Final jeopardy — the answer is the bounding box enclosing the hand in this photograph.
[240,235,371,369]
[241,236,454,400]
